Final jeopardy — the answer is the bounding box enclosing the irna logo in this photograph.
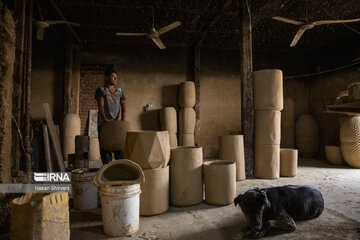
[33,172,71,182]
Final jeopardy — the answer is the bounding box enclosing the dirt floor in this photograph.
[70,157,360,240]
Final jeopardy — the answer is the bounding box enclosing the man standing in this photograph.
[95,70,126,164]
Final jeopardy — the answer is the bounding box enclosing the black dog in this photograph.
[234,185,324,238]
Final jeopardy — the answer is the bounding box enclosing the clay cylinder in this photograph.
[339,116,360,143]
[179,133,195,146]
[255,110,281,144]
[281,127,295,148]
[89,137,100,161]
[179,108,196,134]
[203,160,236,205]
[160,107,177,133]
[179,81,196,108]
[100,120,130,151]
[296,136,319,157]
[169,133,178,148]
[219,135,246,181]
[253,69,283,110]
[63,137,75,161]
[63,114,81,138]
[324,145,345,165]
[280,149,298,177]
[282,97,295,128]
[124,131,171,169]
[140,166,169,216]
[170,147,203,206]
[340,142,360,168]
[295,114,319,137]
[255,144,280,179]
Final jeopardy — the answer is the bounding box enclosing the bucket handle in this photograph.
[94,159,145,187]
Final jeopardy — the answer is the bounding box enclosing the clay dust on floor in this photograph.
[70,158,360,240]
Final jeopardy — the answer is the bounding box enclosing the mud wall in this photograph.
[200,48,241,157]
[0,2,15,183]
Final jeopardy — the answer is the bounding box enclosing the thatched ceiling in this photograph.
[31,0,360,52]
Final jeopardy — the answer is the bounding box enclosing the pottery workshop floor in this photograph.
[71,158,360,240]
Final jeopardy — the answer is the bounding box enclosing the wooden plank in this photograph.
[42,103,65,172]
[42,125,54,172]
[239,0,254,177]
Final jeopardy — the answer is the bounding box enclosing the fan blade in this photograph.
[158,21,182,35]
[313,18,360,25]
[151,37,166,49]
[116,32,148,36]
[290,28,306,47]
[36,27,45,40]
[46,20,80,27]
[272,16,303,25]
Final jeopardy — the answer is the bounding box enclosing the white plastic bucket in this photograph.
[100,184,141,236]
[72,168,98,209]
[94,160,145,237]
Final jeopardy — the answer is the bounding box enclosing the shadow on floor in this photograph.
[298,158,350,169]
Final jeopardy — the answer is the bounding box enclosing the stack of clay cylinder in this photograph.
[170,146,203,206]
[124,130,171,216]
[160,107,178,148]
[295,114,319,157]
[63,113,81,161]
[340,116,360,168]
[218,135,246,181]
[178,81,196,146]
[253,69,283,179]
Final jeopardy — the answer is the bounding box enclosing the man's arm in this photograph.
[120,100,126,121]
[96,97,107,122]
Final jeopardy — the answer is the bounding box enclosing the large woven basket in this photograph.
[340,142,360,168]
[339,116,360,143]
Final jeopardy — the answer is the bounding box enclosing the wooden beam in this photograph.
[194,45,200,120]
[48,0,82,45]
[64,39,73,114]
[239,0,254,176]
[12,0,26,171]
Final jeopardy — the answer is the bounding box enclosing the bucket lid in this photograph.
[94,159,145,187]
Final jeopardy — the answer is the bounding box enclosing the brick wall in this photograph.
[79,67,106,135]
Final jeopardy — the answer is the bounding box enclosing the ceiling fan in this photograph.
[272,16,360,47]
[34,20,80,40]
[115,14,181,49]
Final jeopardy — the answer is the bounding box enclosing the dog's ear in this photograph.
[234,194,242,206]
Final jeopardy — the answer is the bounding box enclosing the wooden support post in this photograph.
[64,39,73,114]
[239,0,254,176]
[194,45,200,120]
[12,0,26,171]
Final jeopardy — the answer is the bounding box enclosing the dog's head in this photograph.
[234,189,270,231]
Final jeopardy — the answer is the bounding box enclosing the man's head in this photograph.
[106,70,117,86]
